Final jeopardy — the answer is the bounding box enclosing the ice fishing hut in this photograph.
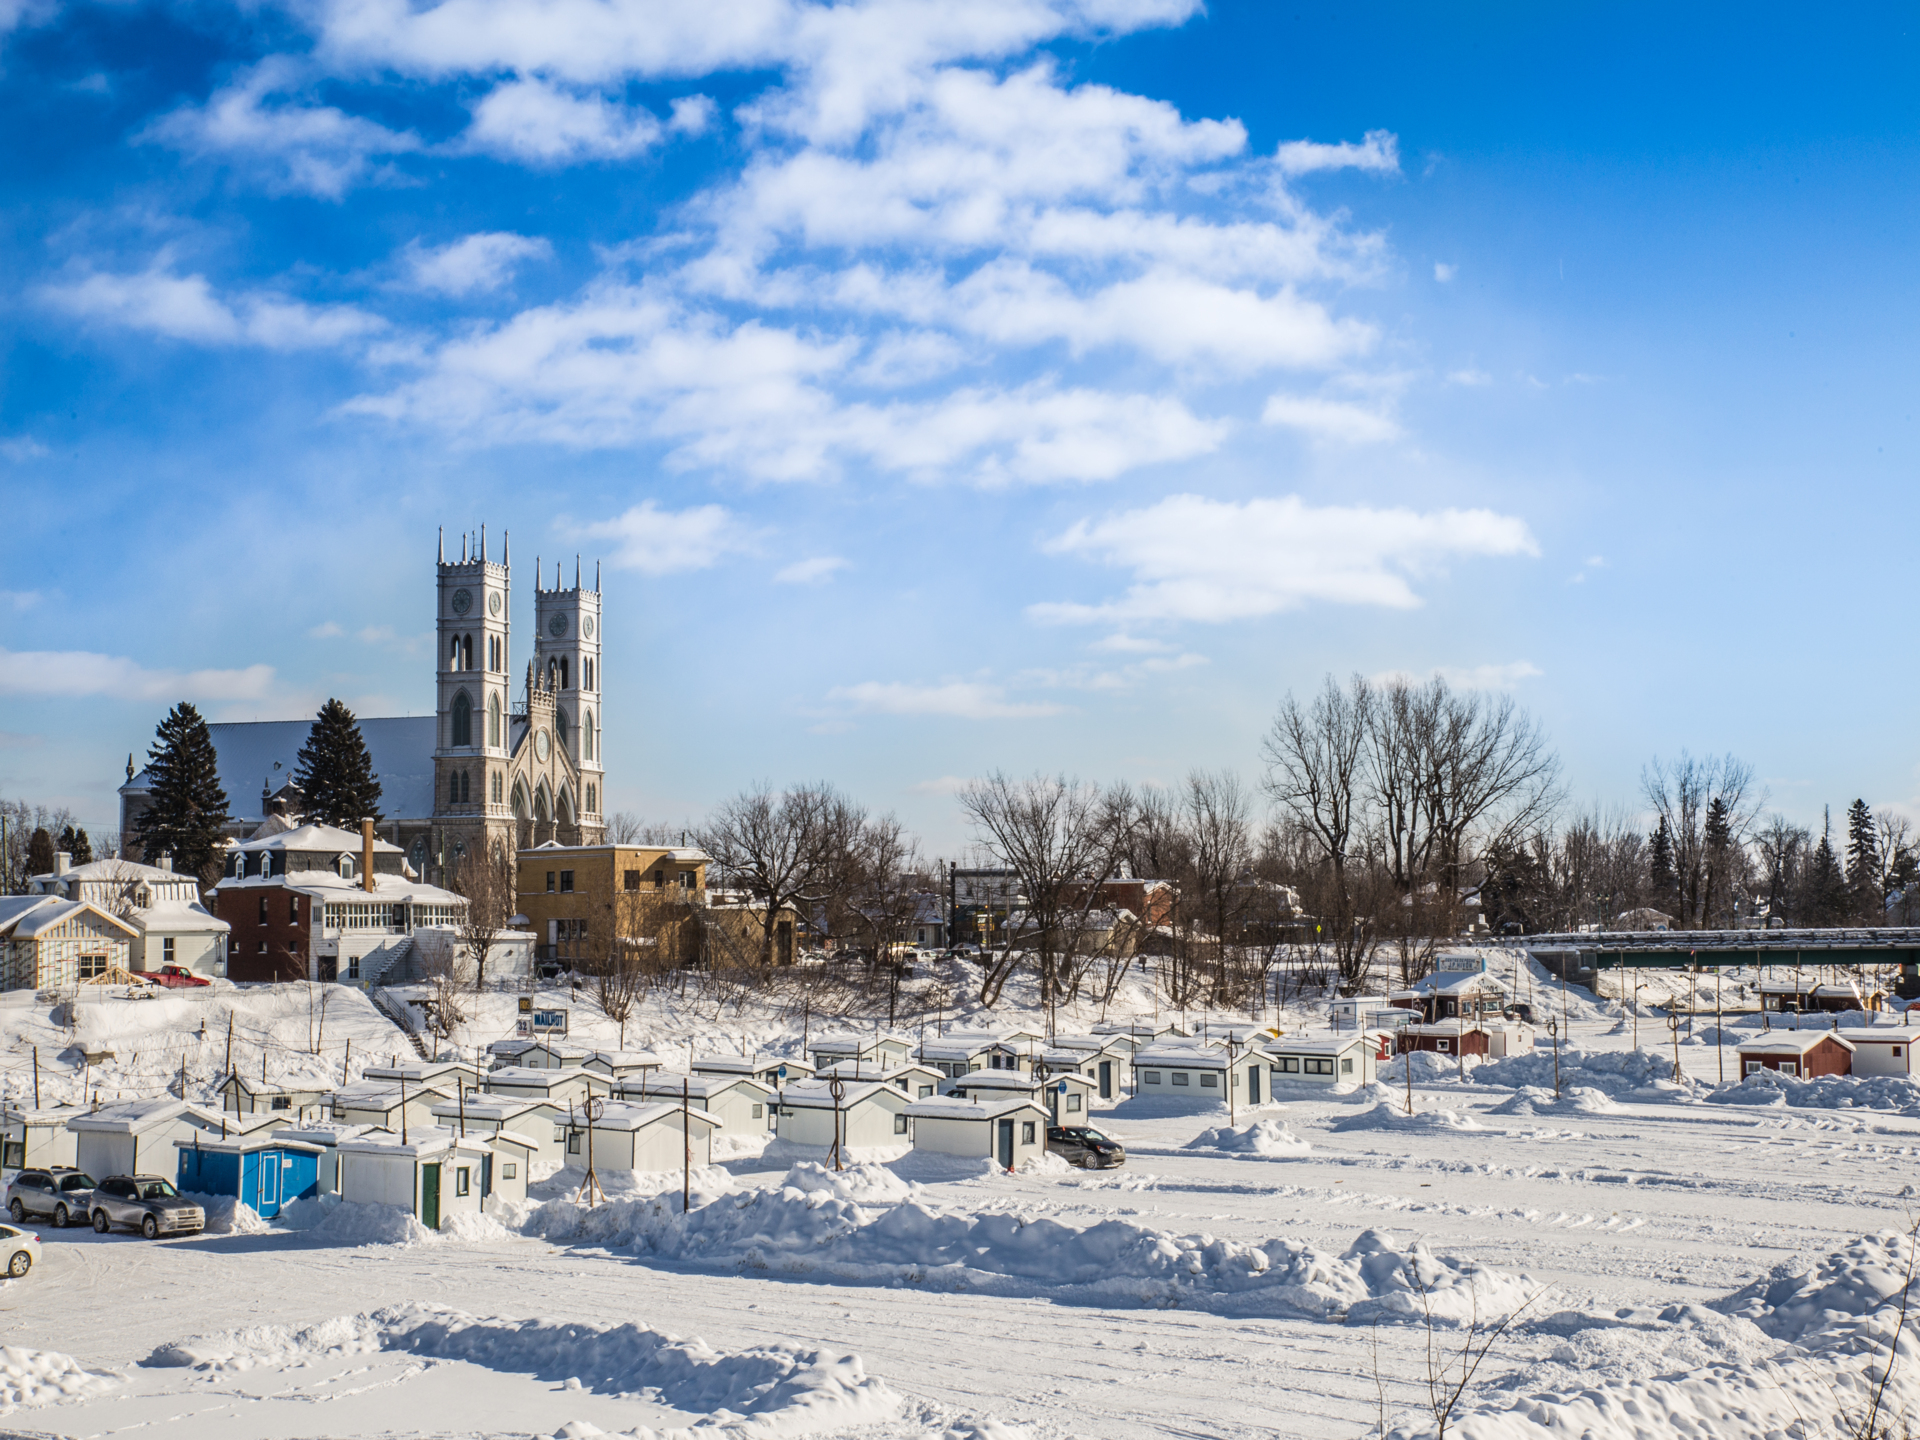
[176,1132,322,1218]
[271,1122,374,1194]
[773,1080,911,1150]
[1260,1032,1383,1090]
[569,1100,718,1173]
[613,1072,773,1134]
[68,1099,200,1179]
[1131,1042,1270,1104]
[1737,1031,1855,1079]
[335,1127,498,1229]
[1838,1028,1913,1076]
[2,1105,82,1171]
[905,1095,1050,1170]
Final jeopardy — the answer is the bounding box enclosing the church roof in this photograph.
[121,716,437,822]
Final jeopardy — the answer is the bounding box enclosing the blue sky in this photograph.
[2,0,1917,852]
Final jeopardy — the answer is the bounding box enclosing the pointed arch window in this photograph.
[462,635,473,670]
[459,770,471,804]
[560,656,570,689]
[449,637,463,670]
[584,710,595,761]
[488,693,502,748]
[585,658,594,691]
[586,783,596,813]
[451,691,473,747]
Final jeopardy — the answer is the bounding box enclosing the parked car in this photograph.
[5,1168,98,1227]
[1046,1125,1126,1169]
[88,1176,205,1239]
[0,1224,39,1278]
[148,965,211,989]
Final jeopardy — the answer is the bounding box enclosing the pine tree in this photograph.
[292,699,383,828]
[1845,798,1881,920]
[133,702,231,885]
[1807,807,1846,926]
[1649,816,1678,914]
[57,824,93,866]
[25,827,55,877]
[1702,797,1733,926]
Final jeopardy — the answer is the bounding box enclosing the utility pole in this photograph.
[225,1013,234,1080]
[828,1075,845,1172]
[32,1046,40,1108]
[681,1077,691,1213]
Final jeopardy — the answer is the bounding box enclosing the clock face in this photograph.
[581,615,595,639]
[450,588,472,615]
[488,591,502,617]
[535,729,551,762]
[547,613,568,638]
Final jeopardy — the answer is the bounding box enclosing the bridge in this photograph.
[1523,928,1920,993]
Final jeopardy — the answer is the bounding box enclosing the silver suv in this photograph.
[5,1168,97,1227]
[89,1176,204,1239]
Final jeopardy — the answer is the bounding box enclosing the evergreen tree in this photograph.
[1702,797,1733,926]
[1649,816,1678,913]
[292,699,383,828]
[1845,797,1881,920]
[24,827,55,877]
[1807,806,1847,926]
[133,702,230,885]
[57,824,93,866]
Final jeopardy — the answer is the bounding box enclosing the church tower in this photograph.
[432,525,514,879]
[532,556,605,837]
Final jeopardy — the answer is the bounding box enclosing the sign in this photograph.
[518,996,533,1014]
[529,1007,569,1036]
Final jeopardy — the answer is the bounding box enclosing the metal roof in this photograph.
[123,716,436,822]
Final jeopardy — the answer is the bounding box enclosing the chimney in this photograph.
[54,852,70,875]
[156,852,173,873]
[361,819,376,894]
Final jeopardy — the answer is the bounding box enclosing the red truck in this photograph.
[148,965,211,989]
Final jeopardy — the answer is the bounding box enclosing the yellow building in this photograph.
[516,844,708,970]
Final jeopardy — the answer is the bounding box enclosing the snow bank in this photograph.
[525,1175,1530,1324]
[1718,1231,1919,1341]
[177,1190,271,1236]
[277,1195,437,1246]
[1707,1070,1920,1115]
[780,1162,918,1205]
[146,1302,900,1437]
[1183,1120,1312,1156]
[0,1346,118,1412]
[1330,1102,1487,1134]
[1486,1087,1621,1119]
[1473,1045,1695,1099]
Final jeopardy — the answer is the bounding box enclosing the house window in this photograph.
[1,1141,21,1169]
[339,855,355,880]
[918,1084,934,1098]
[546,872,556,893]
[1341,1057,1354,1073]
[652,868,665,888]
[1021,1121,1036,1144]
[162,937,175,965]
[1305,1058,1334,1076]
[568,1131,581,1154]
[560,871,574,893]
[347,956,360,980]
[1142,1071,1161,1084]
[1172,1073,1189,1086]
[893,1113,908,1135]
[258,941,268,953]
[624,871,640,891]
[751,1104,763,1119]
[455,1167,470,1197]
[552,1125,565,1141]
[1067,1094,1082,1112]
[259,897,269,924]
[78,954,108,980]
[1200,1073,1218,1087]
[502,1162,517,1179]
[586,784,596,812]
[1780,1062,1798,1077]
[1436,1040,1451,1052]
[1277,1057,1299,1073]
[271,1096,291,1111]
[289,896,300,923]
[1745,1060,1762,1074]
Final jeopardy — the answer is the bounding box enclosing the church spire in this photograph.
[481,523,487,563]
[575,554,580,588]
[438,526,444,564]
[503,529,510,567]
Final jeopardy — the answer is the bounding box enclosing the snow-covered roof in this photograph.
[816,1060,935,1082]
[777,1081,903,1110]
[361,1062,480,1085]
[1133,1044,1240,1068]
[275,1123,377,1147]
[810,1034,887,1055]
[581,1100,719,1133]
[177,1131,323,1156]
[230,822,404,855]
[945,1071,1043,1091]
[1757,981,1873,997]
[1047,1034,1127,1055]
[1392,971,1508,999]
[587,1049,662,1069]
[691,1053,801,1075]
[1837,1029,1911,1044]
[917,1037,1010,1061]
[905,1096,1049,1122]
[428,1094,548,1122]
[483,1066,597,1090]
[1261,1035,1371,1056]
[616,1071,770,1100]
[1,1104,85,1126]
[1738,1032,1856,1055]
[215,869,465,906]
[122,716,437,823]
[337,1125,493,1159]
[0,897,139,941]
[67,1098,189,1134]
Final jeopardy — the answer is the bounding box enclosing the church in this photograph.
[119,527,608,884]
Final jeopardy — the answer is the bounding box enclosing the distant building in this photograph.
[25,852,228,977]
[515,842,707,970]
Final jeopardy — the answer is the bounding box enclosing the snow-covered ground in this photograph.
[2,951,1918,1438]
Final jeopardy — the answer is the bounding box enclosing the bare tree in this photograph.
[1642,752,1765,929]
[1183,769,1257,1005]
[958,773,1137,1014]
[449,839,518,989]
[701,782,850,969]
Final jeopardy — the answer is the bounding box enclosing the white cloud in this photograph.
[668,94,716,134]
[0,0,57,37]
[1260,393,1400,445]
[141,57,420,198]
[577,499,758,574]
[1373,662,1542,691]
[1447,368,1492,387]
[309,621,346,638]
[1273,128,1398,177]
[40,267,386,350]
[1433,261,1456,282]
[1032,493,1538,624]
[774,555,848,584]
[464,77,665,163]
[403,232,552,295]
[910,774,974,795]
[0,648,275,701]
[828,679,1064,719]
[0,436,47,462]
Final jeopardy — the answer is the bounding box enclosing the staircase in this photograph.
[371,986,431,1060]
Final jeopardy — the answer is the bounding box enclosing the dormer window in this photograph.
[339,855,356,880]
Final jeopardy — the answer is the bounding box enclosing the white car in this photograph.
[0,1224,39,1278]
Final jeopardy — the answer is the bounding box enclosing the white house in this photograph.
[481,1066,601,1110]
[216,1073,332,1125]
[2,1104,82,1171]
[488,1039,593,1070]
[67,1098,200,1179]
[905,1095,1050,1169]
[613,1072,773,1135]
[568,1100,718,1174]
[335,1127,498,1228]
[583,1050,663,1082]
[1044,1035,1131,1099]
[773,1081,911,1152]
[917,1031,1037,1077]
[815,1060,942,1099]
[328,1081,451,1135]
[1328,996,1408,1034]
[25,853,230,978]
[272,1122,376,1194]
[1089,1020,1187,1052]
[361,1061,485,1092]
[810,1034,914,1072]
[692,1053,814,1088]
[1132,1043,1269,1106]
[1838,1028,1914,1076]
[1260,1033,1382,1091]
[428,1094,570,1169]
[940,1069,1096,1120]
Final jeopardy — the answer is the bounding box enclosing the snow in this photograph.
[8,958,1920,1438]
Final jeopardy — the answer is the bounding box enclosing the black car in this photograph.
[1046,1125,1126,1169]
